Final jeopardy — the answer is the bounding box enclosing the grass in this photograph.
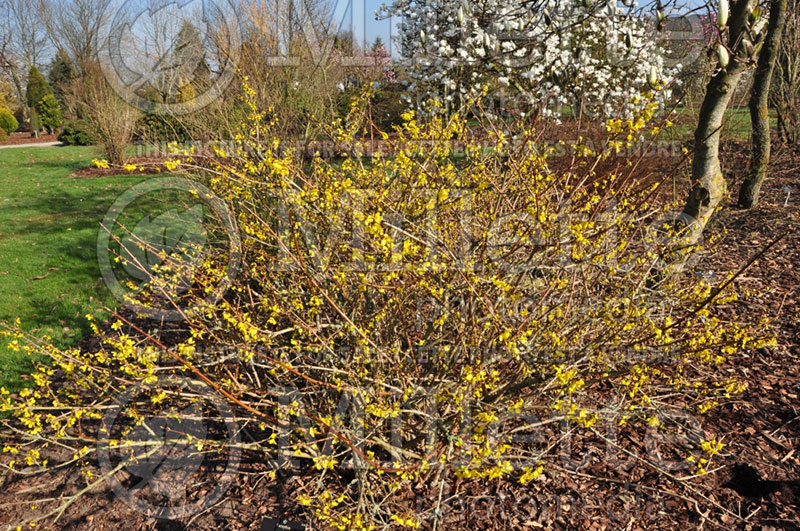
[663,105,779,142]
[0,146,152,391]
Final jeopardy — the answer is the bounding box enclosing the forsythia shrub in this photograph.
[1,84,773,529]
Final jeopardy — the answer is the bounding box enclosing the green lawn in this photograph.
[0,146,151,390]
[663,105,779,142]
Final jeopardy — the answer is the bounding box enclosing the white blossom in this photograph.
[382,0,676,120]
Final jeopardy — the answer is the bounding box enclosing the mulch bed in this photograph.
[70,155,171,178]
[0,132,60,146]
[0,141,798,530]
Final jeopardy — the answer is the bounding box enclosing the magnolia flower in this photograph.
[381,0,675,120]
[718,0,729,28]
[717,44,730,68]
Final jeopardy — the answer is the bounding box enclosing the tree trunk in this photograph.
[771,0,800,144]
[29,107,39,138]
[739,0,788,209]
[682,0,758,244]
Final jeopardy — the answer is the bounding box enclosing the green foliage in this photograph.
[0,107,19,134]
[135,113,191,142]
[26,66,54,135]
[58,120,95,145]
[0,127,7,141]
[370,84,407,130]
[37,94,62,133]
[47,49,75,104]
[26,66,53,109]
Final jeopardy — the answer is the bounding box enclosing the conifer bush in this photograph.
[38,94,62,134]
[0,107,19,134]
[0,85,774,529]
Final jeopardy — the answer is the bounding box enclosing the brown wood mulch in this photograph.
[0,132,60,146]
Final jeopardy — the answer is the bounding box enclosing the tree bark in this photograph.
[771,0,800,144]
[682,0,758,244]
[739,0,788,209]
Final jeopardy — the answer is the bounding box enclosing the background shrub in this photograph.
[0,107,18,134]
[0,127,7,141]
[135,113,191,143]
[338,83,407,131]
[62,62,138,163]
[38,94,62,134]
[58,120,95,145]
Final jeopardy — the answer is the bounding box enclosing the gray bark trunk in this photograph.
[682,0,758,244]
[739,0,788,209]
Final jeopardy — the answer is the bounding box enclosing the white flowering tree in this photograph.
[383,0,676,119]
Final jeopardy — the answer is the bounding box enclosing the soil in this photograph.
[0,141,798,530]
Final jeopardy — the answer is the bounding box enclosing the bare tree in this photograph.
[108,0,210,106]
[38,0,110,72]
[3,0,49,67]
[0,0,50,109]
[207,0,347,143]
[0,28,27,106]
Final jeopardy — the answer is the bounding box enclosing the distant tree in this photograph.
[39,0,110,73]
[333,30,355,53]
[0,0,50,116]
[172,21,211,96]
[26,65,53,137]
[47,48,75,104]
[140,19,211,105]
